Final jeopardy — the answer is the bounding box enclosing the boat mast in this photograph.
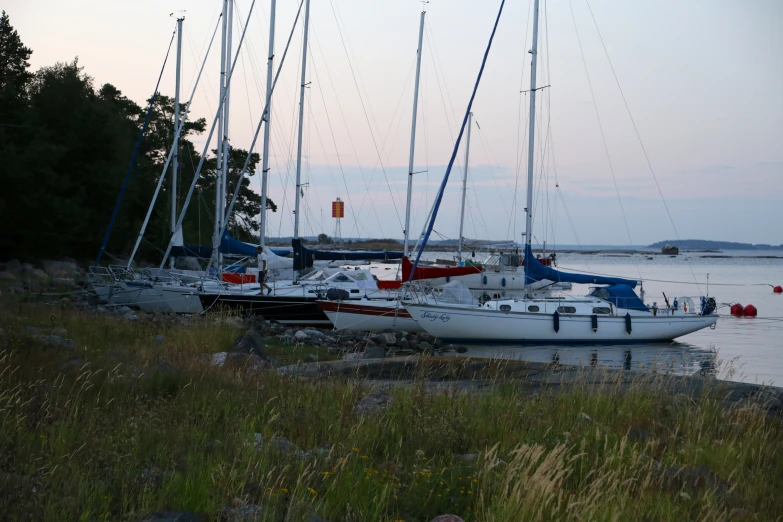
[293,0,311,241]
[171,15,184,269]
[403,10,426,258]
[259,0,276,248]
[220,0,234,260]
[457,111,472,263]
[213,0,229,267]
[524,0,540,264]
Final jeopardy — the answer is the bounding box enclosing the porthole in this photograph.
[557,306,576,314]
[500,304,512,312]
[528,305,540,312]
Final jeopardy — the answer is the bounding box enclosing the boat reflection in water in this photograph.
[456,342,717,376]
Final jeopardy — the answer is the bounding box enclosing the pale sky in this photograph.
[7,0,783,245]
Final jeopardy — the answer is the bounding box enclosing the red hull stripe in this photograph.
[317,301,412,318]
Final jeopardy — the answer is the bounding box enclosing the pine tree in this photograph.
[0,10,33,116]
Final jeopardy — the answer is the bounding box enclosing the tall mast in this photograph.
[171,15,184,269]
[259,0,276,248]
[403,10,426,258]
[220,0,234,253]
[293,0,311,241]
[214,0,229,263]
[524,0,540,254]
[457,111,472,263]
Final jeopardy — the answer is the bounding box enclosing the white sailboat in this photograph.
[403,0,718,343]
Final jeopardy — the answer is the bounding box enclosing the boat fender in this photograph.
[774,285,783,293]
[553,311,560,333]
[730,303,744,316]
[326,288,350,301]
[591,314,598,332]
[501,278,506,287]
[743,304,757,317]
[483,275,488,285]
[625,313,632,335]
[446,276,451,283]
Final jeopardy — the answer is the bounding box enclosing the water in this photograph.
[412,250,783,385]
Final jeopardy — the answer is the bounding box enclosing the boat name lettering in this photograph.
[421,311,451,323]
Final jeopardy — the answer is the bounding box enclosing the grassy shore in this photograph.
[0,298,781,521]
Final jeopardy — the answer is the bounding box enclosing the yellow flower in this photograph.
[322,471,330,477]
[279,488,289,494]
[360,455,369,460]
[352,447,360,453]
[307,487,317,496]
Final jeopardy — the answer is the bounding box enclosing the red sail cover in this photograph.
[402,256,481,281]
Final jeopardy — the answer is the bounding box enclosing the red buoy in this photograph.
[743,304,758,317]
[774,286,783,294]
[730,304,744,316]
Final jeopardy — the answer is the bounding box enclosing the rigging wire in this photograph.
[567,0,643,283]
[582,0,702,294]
[327,0,405,232]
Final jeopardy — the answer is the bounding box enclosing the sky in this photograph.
[6,0,783,246]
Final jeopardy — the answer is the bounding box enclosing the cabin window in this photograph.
[528,305,540,312]
[350,289,360,294]
[333,274,352,282]
[557,306,577,314]
[593,307,611,314]
[499,304,512,312]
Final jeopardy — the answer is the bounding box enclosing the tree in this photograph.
[0,10,32,117]
[317,233,333,245]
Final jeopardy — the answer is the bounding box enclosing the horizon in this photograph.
[6,0,782,245]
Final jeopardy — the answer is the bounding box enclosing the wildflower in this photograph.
[307,487,317,496]
[352,447,361,453]
[468,490,473,495]
[279,488,289,494]
[360,455,369,460]
[322,471,330,477]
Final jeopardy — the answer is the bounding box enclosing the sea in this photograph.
[405,249,783,386]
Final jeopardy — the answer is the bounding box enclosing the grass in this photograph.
[0,297,781,521]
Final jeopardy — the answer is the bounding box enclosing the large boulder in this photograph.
[5,259,22,272]
[377,333,396,346]
[232,328,266,357]
[0,271,18,282]
[138,512,200,522]
[42,260,84,280]
[364,345,385,359]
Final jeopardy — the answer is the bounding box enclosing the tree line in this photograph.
[0,11,275,263]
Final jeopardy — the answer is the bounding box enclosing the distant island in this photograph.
[648,240,783,251]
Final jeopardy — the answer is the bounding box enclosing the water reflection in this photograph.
[458,341,717,376]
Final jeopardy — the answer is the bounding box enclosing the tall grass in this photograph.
[0,299,781,521]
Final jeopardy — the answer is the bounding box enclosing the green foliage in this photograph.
[0,11,276,263]
[1,300,782,520]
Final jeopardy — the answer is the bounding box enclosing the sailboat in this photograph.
[402,0,718,343]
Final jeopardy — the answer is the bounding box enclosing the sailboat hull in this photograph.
[403,303,717,343]
[198,294,331,326]
[317,300,424,332]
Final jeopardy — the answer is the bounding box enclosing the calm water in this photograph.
[410,250,783,385]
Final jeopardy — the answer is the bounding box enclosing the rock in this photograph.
[377,333,396,346]
[418,342,434,353]
[456,346,468,354]
[342,352,362,361]
[51,327,67,335]
[155,359,177,373]
[37,335,76,349]
[416,332,436,344]
[50,278,77,289]
[59,357,86,373]
[439,344,456,353]
[222,504,264,521]
[303,328,325,339]
[658,465,731,496]
[354,389,393,415]
[284,329,294,337]
[455,453,478,462]
[24,326,40,335]
[430,516,465,522]
[364,345,385,359]
[233,328,266,357]
[293,330,310,342]
[153,335,166,343]
[25,268,48,281]
[5,259,22,272]
[9,285,25,294]
[224,352,268,371]
[138,512,200,522]
[115,306,133,315]
[223,316,246,329]
[42,260,83,279]
[124,312,139,321]
[0,271,17,282]
[627,429,651,441]
[254,434,307,458]
[306,354,319,362]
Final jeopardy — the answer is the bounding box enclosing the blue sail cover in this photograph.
[292,238,403,271]
[524,245,638,288]
[171,234,290,258]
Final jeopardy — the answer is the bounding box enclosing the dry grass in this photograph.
[0,298,781,521]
